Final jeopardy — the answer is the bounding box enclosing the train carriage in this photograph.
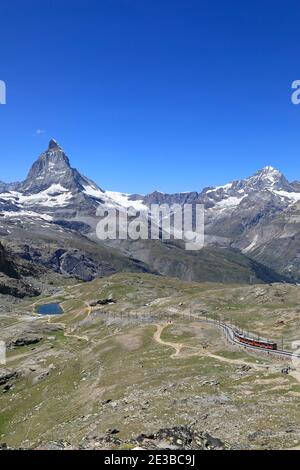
[234,331,277,350]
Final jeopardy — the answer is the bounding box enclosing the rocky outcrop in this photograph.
[80,426,227,450]
[0,275,40,298]
[15,238,152,283]
[28,426,228,450]
[8,334,43,350]
[0,242,19,278]
[89,295,115,307]
[0,243,41,298]
[0,369,19,386]
[134,426,226,450]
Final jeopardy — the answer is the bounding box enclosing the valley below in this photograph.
[1,273,300,450]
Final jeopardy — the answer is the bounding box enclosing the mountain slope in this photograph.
[133,166,300,280]
[0,141,296,286]
[0,242,41,298]
[105,239,287,284]
[238,200,300,280]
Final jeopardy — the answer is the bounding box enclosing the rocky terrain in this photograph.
[0,242,41,298]
[1,273,300,450]
[1,426,226,450]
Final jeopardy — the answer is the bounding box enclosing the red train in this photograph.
[234,331,277,350]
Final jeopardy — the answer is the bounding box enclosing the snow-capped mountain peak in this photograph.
[21,139,73,194]
[203,166,291,202]
[252,165,283,182]
[242,165,290,192]
[0,140,107,219]
[262,165,277,172]
[48,138,61,150]
[1,140,300,246]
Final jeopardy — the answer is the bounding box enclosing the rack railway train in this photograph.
[234,331,277,350]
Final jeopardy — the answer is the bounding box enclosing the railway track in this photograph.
[198,318,300,360]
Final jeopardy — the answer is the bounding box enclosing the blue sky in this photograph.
[1,0,300,194]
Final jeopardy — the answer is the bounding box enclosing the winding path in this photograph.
[153,323,269,370]
[153,323,183,357]
[203,318,300,360]
[153,318,300,363]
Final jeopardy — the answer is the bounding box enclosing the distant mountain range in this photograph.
[0,139,299,295]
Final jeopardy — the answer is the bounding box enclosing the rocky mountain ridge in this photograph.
[0,140,299,291]
[135,165,300,279]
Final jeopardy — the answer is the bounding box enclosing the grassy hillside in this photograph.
[1,273,300,449]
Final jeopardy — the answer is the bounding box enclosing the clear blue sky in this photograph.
[1,0,300,193]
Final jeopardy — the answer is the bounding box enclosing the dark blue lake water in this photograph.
[37,303,63,315]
